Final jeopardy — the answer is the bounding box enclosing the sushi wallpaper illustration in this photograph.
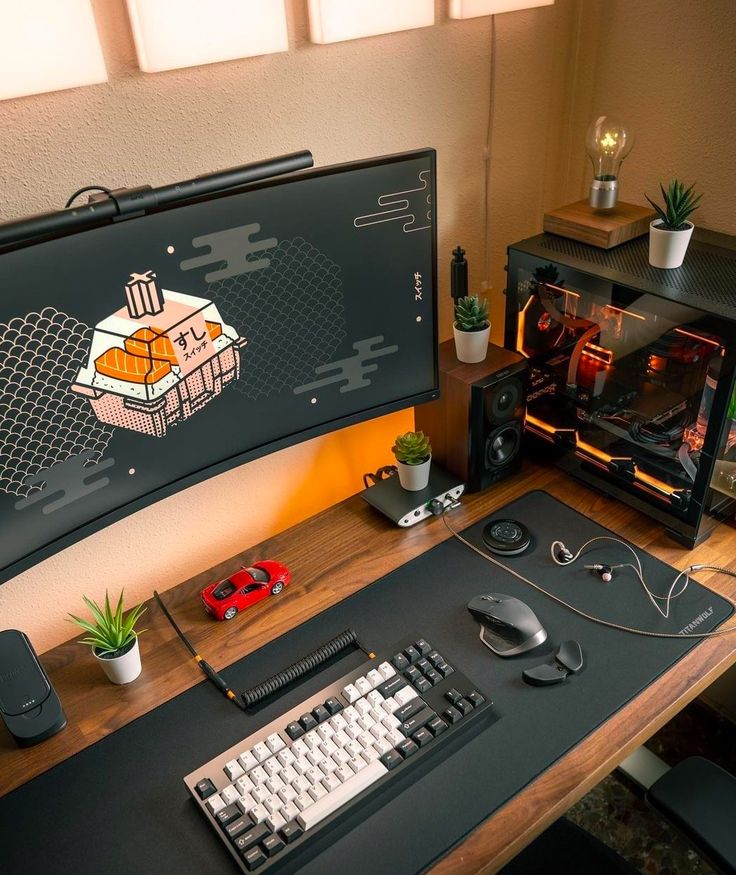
[0,153,436,582]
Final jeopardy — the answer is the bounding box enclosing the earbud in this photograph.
[553,541,574,563]
[585,563,613,583]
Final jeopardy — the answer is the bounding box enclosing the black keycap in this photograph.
[233,823,270,854]
[195,777,217,799]
[456,698,473,716]
[404,666,422,684]
[404,645,421,664]
[394,698,425,723]
[312,705,330,724]
[280,821,304,844]
[414,638,432,656]
[225,817,251,841]
[427,650,444,667]
[443,706,462,724]
[299,713,318,732]
[262,833,285,857]
[416,657,431,674]
[397,737,419,758]
[243,846,267,871]
[376,674,406,698]
[427,716,448,736]
[380,749,403,770]
[436,661,454,678]
[324,696,343,715]
[392,652,410,670]
[467,690,486,708]
[215,803,243,829]
[445,688,462,705]
[412,727,433,747]
[425,668,443,686]
[401,707,437,736]
[415,677,432,693]
[285,721,304,740]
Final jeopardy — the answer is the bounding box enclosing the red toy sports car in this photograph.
[201,561,291,621]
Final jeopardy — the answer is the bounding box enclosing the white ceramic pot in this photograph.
[648,220,694,269]
[397,456,431,491]
[453,322,490,363]
[94,636,142,684]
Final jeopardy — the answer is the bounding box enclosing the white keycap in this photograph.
[293,756,311,776]
[317,723,335,742]
[307,748,325,767]
[308,781,328,802]
[357,715,375,732]
[341,683,360,703]
[224,759,244,781]
[252,742,271,763]
[330,714,348,733]
[278,784,297,805]
[238,792,257,814]
[292,774,311,795]
[395,686,418,707]
[265,774,284,795]
[238,750,259,772]
[266,732,286,754]
[332,748,350,767]
[355,699,372,716]
[280,765,298,785]
[334,765,353,783]
[370,722,388,740]
[369,708,384,724]
[373,737,392,756]
[366,690,384,709]
[387,728,405,747]
[297,761,388,831]
[348,756,366,774]
[252,785,270,804]
[333,729,350,748]
[236,775,255,795]
[343,706,359,723]
[267,810,286,833]
[250,804,269,824]
[361,745,380,764]
[295,793,313,812]
[264,793,283,814]
[322,773,341,793]
[378,661,395,680]
[319,756,338,775]
[277,748,295,768]
[263,757,281,777]
[221,784,240,805]
[366,669,384,689]
[319,738,338,758]
[383,714,401,731]
[250,766,268,785]
[345,722,362,741]
[281,800,300,822]
[291,739,309,758]
[355,677,372,697]
[382,697,398,715]
[305,766,323,785]
[344,740,362,759]
[357,731,374,750]
[304,731,320,750]
[206,794,225,814]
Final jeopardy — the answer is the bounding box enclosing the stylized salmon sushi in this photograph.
[94,347,171,384]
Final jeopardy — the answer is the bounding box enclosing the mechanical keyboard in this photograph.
[184,635,493,873]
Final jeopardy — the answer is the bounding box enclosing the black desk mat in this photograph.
[1,490,732,874]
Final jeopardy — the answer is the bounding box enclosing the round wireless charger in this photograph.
[482,518,532,556]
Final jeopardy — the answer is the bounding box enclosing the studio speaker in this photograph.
[415,340,527,493]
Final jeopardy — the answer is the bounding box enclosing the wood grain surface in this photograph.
[2,461,735,874]
[543,200,655,248]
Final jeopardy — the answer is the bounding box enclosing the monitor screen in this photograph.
[0,149,438,583]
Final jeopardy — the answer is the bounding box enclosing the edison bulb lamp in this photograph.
[585,116,634,209]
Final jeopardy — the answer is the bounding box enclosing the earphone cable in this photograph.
[442,512,736,640]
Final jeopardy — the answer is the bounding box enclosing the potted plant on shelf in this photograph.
[69,590,146,685]
[392,430,432,491]
[454,295,490,363]
[645,179,702,269]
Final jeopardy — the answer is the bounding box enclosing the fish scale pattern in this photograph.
[207,237,347,400]
[0,308,113,497]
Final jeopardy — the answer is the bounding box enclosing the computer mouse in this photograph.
[467,593,547,657]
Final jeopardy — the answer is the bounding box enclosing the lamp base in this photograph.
[589,177,618,209]
[543,200,656,249]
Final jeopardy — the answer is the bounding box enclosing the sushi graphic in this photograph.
[72,271,246,437]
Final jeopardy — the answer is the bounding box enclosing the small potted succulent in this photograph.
[392,430,432,491]
[454,295,490,363]
[69,590,146,685]
[645,179,702,269]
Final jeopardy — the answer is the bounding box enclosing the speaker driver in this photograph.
[487,377,522,422]
[485,423,520,468]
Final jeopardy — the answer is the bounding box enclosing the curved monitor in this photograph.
[0,149,438,583]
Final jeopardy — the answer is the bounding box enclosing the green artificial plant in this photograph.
[69,590,146,657]
[454,295,489,332]
[645,180,702,231]
[392,430,432,466]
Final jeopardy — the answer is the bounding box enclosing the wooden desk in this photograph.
[2,461,735,873]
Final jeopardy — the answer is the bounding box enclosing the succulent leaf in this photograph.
[646,179,702,231]
[454,295,489,332]
[69,589,146,654]
[392,430,432,465]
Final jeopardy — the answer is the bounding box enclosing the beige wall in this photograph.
[0,0,564,651]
